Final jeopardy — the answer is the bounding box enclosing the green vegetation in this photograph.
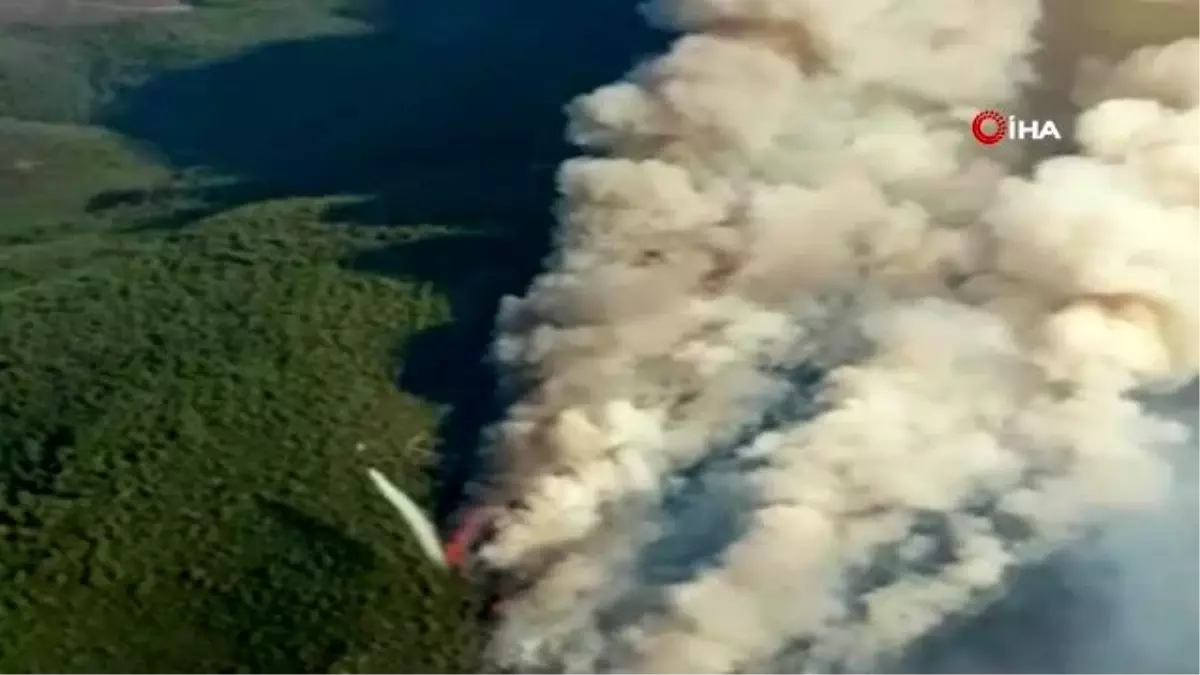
[0,0,640,665]
[0,1,501,671]
[0,119,170,220]
[0,191,485,671]
[0,0,361,123]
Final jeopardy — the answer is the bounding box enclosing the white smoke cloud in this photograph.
[467,0,1199,671]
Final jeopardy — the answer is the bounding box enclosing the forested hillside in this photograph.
[0,0,662,670]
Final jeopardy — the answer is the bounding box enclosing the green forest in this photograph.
[0,0,664,669]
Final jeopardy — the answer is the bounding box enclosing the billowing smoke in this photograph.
[466,0,1199,671]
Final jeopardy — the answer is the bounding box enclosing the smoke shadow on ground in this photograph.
[102,0,669,524]
[351,228,549,523]
[102,0,668,215]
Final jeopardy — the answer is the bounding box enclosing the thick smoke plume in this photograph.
[468,0,1199,671]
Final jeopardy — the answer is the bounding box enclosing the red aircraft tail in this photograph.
[444,508,493,571]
